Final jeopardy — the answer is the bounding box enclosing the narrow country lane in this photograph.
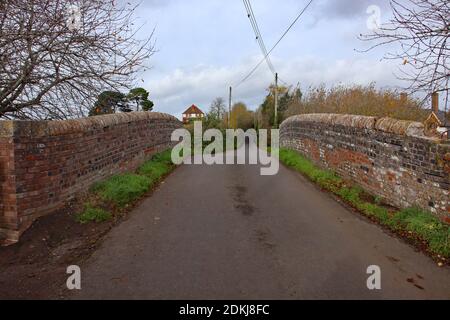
[73,145,450,300]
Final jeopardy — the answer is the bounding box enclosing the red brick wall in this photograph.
[0,125,17,243]
[280,114,450,221]
[0,112,181,243]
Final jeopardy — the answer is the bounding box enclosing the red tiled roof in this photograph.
[183,105,204,115]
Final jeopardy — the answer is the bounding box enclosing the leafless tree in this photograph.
[209,97,227,119]
[360,0,449,109]
[0,0,155,119]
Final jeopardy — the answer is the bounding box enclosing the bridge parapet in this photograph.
[280,113,450,220]
[0,112,181,244]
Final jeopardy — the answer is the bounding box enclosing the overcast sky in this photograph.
[128,0,403,118]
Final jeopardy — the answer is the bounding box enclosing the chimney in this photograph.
[431,92,439,114]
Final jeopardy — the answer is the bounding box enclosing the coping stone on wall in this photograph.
[280,113,428,139]
[375,117,425,137]
[46,112,179,136]
[281,113,377,129]
[0,112,181,138]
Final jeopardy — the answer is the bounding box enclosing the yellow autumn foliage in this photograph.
[285,84,431,122]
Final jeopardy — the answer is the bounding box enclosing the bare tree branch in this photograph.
[360,0,449,109]
[0,0,155,119]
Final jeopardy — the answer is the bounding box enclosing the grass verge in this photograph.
[279,148,450,261]
[76,149,176,224]
[76,206,112,224]
[91,174,152,208]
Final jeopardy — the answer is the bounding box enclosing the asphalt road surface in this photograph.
[73,145,450,299]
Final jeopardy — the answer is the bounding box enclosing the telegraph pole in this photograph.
[274,73,279,128]
[229,86,232,129]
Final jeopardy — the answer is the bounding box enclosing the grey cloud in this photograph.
[147,55,402,118]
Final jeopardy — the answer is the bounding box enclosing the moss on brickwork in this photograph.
[279,148,450,259]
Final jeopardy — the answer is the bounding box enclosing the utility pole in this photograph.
[229,86,232,129]
[274,73,279,128]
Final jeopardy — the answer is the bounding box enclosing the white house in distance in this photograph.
[182,104,205,124]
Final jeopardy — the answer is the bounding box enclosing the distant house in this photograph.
[423,106,449,138]
[182,105,205,124]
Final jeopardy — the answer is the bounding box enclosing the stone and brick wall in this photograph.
[280,114,450,221]
[0,112,181,244]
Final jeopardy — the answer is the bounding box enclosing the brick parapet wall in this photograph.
[0,132,17,243]
[280,114,450,221]
[0,112,181,243]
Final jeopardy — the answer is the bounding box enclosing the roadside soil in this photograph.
[0,171,176,300]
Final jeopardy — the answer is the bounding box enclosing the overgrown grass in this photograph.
[76,206,112,224]
[391,208,450,257]
[76,149,176,224]
[91,174,152,207]
[279,148,450,258]
[138,162,170,181]
[138,149,173,181]
[279,148,343,192]
[150,149,173,165]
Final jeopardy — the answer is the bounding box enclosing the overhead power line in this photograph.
[235,0,314,88]
[242,0,276,75]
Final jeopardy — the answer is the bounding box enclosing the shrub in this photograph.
[285,84,432,122]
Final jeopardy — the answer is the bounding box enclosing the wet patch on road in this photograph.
[407,277,425,290]
[386,256,400,263]
[385,255,408,273]
[254,228,276,251]
[229,185,257,216]
[235,204,255,216]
